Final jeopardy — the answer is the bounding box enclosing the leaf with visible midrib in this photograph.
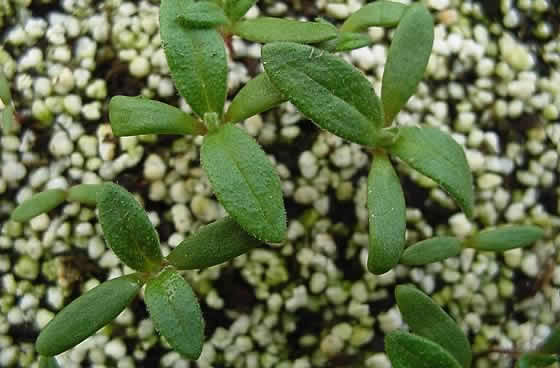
[225,73,286,124]
[233,17,337,44]
[381,4,434,124]
[395,285,472,368]
[35,274,144,356]
[386,331,463,368]
[160,0,227,117]
[201,124,286,243]
[400,236,461,266]
[11,189,67,222]
[367,153,406,274]
[98,183,163,272]
[262,42,385,146]
[467,225,544,252]
[145,268,204,360]
[109,96,205,136]
[388,126,474,218]
[167,217,261,270]
[340,1,407,32]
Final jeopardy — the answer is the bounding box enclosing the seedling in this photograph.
[19,183,260,360]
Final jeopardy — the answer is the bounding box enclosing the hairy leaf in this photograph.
[109,96,205,136]
[160,0,228,117]
[400,236,461,266]
[36,274,143,356]
[225,0,258,22]
[39,356,60,368]
[145,268,204,360]
[67,184,104,206]
[386,330,463,368]
[395,285,472,368]
[340,0,407,32]
[177,1,229,28]
[167,217,261,269]
[262,42,387,145]
[367,153,406,274]
[201,124,286,243]
[11,189,67,222]
[467,225,544,252]
[388,126,474,217]
[98,183,163,272]
[233,17,337,44]
[518,353,559,368]
[381,4,433,124]
[225,73,286,123]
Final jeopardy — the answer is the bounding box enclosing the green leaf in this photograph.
[467,225,544,252]
[386,330,463,368]
[367,153,406,274]
[36,274,143,356]
[39,356,60,368]
[262,42,390,146]
[160,0,228,117]
[2,107,16,134]
[167,217,261,269]
[109,96,206,137]
[0,69,12,105]
[318,31,372,52]
[400,236,462,266]
[233,17,337,44]
[518,353,559,368]
[145,268,204,360]
[539,326,560,354]
[67,184,104,206]
[388,126,474,218]
[11,189,67,222]
[225,0,257,22]
[381,4,434,124]
[98,183,163,272]
[340,1,407,32]
[395,285,472,368]
[177,1,229,28]
[225,73,286,123]
[201,124,286,243]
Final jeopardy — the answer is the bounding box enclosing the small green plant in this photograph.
[20,183,260,362]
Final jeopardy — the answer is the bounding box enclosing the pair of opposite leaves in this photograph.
[35,183,262,360]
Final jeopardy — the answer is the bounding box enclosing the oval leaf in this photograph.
[11,189,67,222]
[381,4,433,124]
[167,217,261,269]
[225,73,286,123]
[160,0,228,117]
[201,124,286,243]
[340,0,407,32]
[386,330,463,368]
[225,0,257,22]
[395,285,472,368]
[233,17,337,44]
[36,274,143,356]
[39,356,60,368]
[0,69,12,105]
[400,236,461,266]
[388,126,474,218]
[109,96,205,137]
[467,225,544,252]
[518,353,559,368]
[145,268,204,360]
[67,184,104,206]
[177,2,228,28]
[98,183,163,272]
[367,153,406,274]
[262,42,386,145]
